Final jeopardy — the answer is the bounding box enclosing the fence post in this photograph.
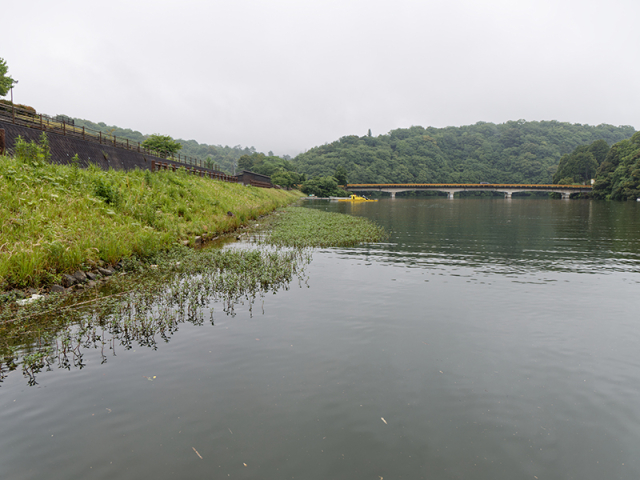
[40,114,43,130]
[83,126,85,140]
[63,121,66,136]
[113,135,116,146]
[99,131,102,144]
[0,129,5,156]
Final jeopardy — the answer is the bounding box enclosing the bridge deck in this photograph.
[347,183,591,190]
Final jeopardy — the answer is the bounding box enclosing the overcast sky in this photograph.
[2,0,639,156]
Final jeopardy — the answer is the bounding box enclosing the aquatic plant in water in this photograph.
[261,206,387,248]
[0,245,310,385]
[0,205,385,385]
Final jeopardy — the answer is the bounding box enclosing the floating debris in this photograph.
[16,294,45,306]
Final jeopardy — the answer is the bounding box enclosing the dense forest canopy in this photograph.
[293,121,636,185]
[588,132,640,200]
[553,139,609,184]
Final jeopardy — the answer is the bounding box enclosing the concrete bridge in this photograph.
[346,183,592,199]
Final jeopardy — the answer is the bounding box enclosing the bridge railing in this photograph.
[347,183,592,189]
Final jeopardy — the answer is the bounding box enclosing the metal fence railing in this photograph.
[151,161,237,183]
[0,102,220,171]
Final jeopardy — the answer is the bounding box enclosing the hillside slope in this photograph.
[294,121,636,184]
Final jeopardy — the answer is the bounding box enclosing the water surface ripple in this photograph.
[1,197,639,480]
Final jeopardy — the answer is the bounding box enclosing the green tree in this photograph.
[592,132,640,200]
[271,169,303,189]
[553,143,600,184]
[588,139,610,164]
[237,154,255,171]
[300,176,349,197]
[0,57,17,97]
[141,134,182,158]
[334,165,349,186]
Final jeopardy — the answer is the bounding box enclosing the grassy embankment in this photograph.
[1,159,389,376]
[0,138,302,290]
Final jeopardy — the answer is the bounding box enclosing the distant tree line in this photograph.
[294,121,635,185]
[64,114,639,200]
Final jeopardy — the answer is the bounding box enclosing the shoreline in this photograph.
[0,213,274,304]
[0,152,302,297]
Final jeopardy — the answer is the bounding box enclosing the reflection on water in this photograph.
[1,198,640,480]
[314,197,640,275]
[0,246,310,386]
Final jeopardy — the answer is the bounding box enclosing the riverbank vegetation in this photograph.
[551,132,640,200]
[0,135,301,290]
[1,201,389,381]
[0,243,311,384]
[264,206,387,248]
[591,133,640,200]
[1,198,390,382]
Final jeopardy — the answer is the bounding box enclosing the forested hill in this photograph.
[70,117,259,173]
[294,121,636,184]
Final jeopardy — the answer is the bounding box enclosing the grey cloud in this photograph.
[2,0,638,156]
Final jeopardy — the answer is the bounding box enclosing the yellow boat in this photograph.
[337,194,378,202]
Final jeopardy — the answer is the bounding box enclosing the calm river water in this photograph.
[1,197,640,480]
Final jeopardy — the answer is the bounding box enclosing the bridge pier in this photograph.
[447,191,455,200]
[390,192,396,199]
[504,192,512,199]
[561,192,571,200]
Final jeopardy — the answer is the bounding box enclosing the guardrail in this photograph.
[151,161,237,183]
[0,102,218,170]
[347,183,592,189]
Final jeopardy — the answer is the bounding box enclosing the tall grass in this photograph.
[0,136,301,289]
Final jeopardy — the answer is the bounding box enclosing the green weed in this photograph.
[263,207,387,248]
[0,244,310,385]
[0,151,301,290]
